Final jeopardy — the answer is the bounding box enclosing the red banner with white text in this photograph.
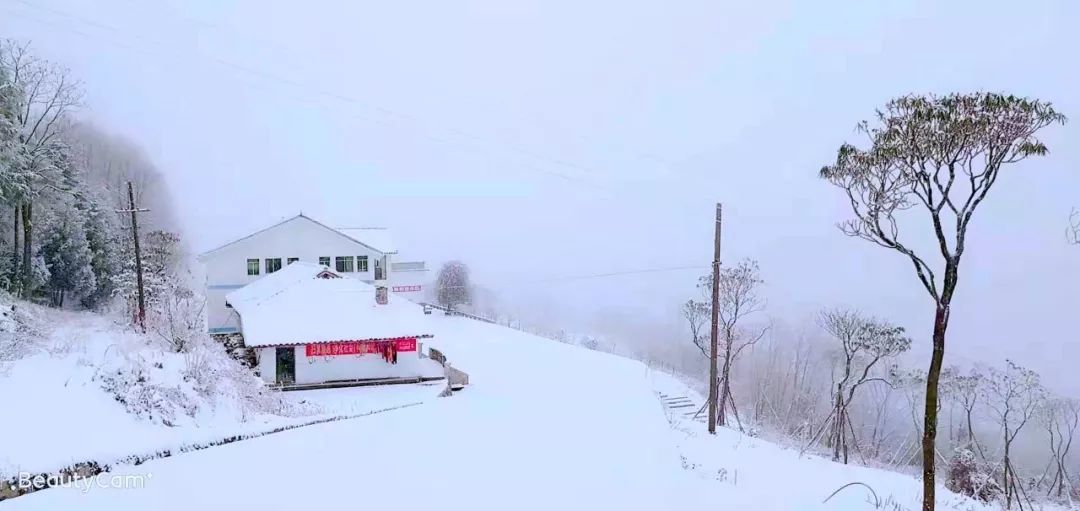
[305,338,417,357]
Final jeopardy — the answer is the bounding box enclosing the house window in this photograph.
[246,259,260,276]
[287,257,300,265]
[265,258,282,274]
[335,256,354,272]
[357,255,369,272]
[319,256,331,267]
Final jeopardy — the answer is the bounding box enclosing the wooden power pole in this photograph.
[119,182,150,332]
[707,203,722,434]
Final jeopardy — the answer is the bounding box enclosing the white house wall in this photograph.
[388,267,429,303]
[254,346,439,385]
[201,216,386,334]
[255,348,276,383]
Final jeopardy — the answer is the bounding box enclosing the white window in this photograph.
[357,255,369,272]
[335,256,354,272]
[287,257,300,265]
[265,258,282,273]
[247,259,260,276]
[319,256,331,267]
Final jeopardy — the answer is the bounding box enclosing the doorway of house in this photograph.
[275,347,295,385]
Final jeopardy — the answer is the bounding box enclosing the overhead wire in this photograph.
[1,0,655,192]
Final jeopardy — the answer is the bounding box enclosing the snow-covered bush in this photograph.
[0,296,42,372]
[181,337,312,420]
[97,351,199,427]
[91,326,313,427]
[945,447,1001,503]
[0,306,23,370]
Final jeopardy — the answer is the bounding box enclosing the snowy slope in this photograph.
[6,312,696,510]
[3,301,1032,511]
[0,301,441,481]
[649,371,1005,511]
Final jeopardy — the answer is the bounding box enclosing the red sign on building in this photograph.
[305,338,417,357]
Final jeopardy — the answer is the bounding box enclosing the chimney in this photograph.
[375,285,388,305]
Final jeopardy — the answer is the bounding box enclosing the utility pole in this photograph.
[118,182,150,332]
[707,203,722,434]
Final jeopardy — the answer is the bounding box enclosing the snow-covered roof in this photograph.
[337,227,396,254]
[226,262,430,348]
[225,261,329,310]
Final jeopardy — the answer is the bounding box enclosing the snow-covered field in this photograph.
[2,301,1024,511]
[0,300,442,481]
[650,371,1000,511]
[5,312,693,510]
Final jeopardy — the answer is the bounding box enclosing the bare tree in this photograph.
[819,92,1065,511]
[681,298,709,358]
[1068,208,1080,245]
[699,259,766,429]
[983,360,1046,509]
[817,308,911,463]
[0,40,82,296]
[1041,397,1078,500]
[751,324,829,441]
[436,260,471,312]
[946,366,988,460]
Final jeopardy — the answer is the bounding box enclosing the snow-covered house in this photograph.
[198,214,429,335]
[225,262,439,385]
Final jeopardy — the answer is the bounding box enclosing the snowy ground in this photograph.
[2,302,1034,511]
[650,371,1003,511]
[0,302,442,481]
[288,382,444,415]
[4,312,694,510]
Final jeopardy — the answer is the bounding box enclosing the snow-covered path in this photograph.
[6,314,692,510]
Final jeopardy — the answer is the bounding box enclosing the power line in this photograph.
[437,264,708,288]
[538,264,709,283]
[106,0,679,174]
[1,0,643,191]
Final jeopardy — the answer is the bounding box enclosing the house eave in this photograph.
[246,334,434,349]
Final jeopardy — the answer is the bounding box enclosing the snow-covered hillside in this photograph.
[0,296,439,485]
[650,371,1009,511]
[1,301,1031,510]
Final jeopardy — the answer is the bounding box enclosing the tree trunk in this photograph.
[11,205,19,289]
[717,341,732,427]
[922,302,950,511]
[833,388,844,461]
[1055,459,1065,498]
[1004,435,1012,509]
[20,202,32,298]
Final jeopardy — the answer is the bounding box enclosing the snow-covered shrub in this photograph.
[0,297,42,371]
[93,329,313,427]
[97,353,199,427]
[181,336,313,419]
[945,447,1001,503]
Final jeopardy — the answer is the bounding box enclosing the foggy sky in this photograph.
[2,0,1077,392]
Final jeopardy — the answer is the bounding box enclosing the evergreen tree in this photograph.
[114,229,180,319]
[79,196,120,308]
[39,205,95,307]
